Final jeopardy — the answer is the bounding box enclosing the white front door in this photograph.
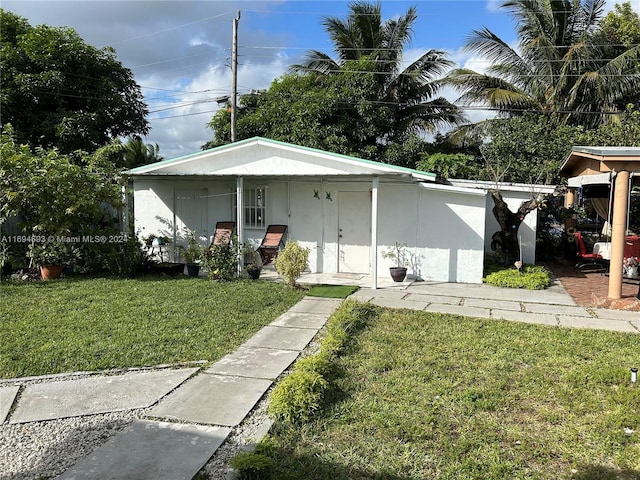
[338,191,370,273]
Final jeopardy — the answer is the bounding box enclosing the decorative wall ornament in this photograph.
[325,192,333,201]
[313,189,320,199]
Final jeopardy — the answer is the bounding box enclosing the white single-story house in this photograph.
[127,137,553,287]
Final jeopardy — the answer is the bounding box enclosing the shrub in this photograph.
[203,244,237,281]
[274,240,309,287]
[268,300,380,424]
[230,451,274,480]
[483,264,552,290]
[267,368,328,424]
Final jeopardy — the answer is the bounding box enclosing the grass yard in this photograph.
[305,284,359,299]
[0,276,305,379]
[265,307,640,480]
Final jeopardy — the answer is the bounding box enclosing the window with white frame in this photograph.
[233,187,266,228]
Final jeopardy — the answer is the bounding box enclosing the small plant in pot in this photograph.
[382,242,409,282]
[28,241,79,280]
[179,230,204,277]
[242,244,262,280]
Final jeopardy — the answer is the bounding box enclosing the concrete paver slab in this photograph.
[524,303,592,317]
[1,386,20,423]
[270,312,328,329]
[464,298,522,311]
[595,308,640,322]
[149,374,272,426]
[405,293,463,306]
[409,282,576,305]
[630,320,640,332]
[243,325,319,351]
[10,368,198,424]
[57,420,230,480]
[371,297,429,310]
[287,298,342,315]
[491,310,558,327]
[424,303,491,319]
[558,317,639,333]
[205,346,300,379]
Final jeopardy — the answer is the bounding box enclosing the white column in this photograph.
[236,176,244,274]
[371,177,379,289]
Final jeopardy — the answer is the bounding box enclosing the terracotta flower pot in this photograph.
[40,265,63,280]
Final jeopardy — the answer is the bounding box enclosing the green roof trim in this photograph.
[127,137,436,178]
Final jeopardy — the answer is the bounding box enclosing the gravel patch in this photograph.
[0,330,327,479]
[0,409,144,480]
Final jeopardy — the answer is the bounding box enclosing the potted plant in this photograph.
[180,230,204,277]
[242,244,262,280]
[28,242,78,280]
[624,256,639,277]
[382,242,409,282]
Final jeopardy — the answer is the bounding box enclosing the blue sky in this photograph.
[3,0,634,158]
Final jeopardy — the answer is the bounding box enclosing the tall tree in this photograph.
[447,0,640,129]
[0,10,149,153]
[289,1,464,141]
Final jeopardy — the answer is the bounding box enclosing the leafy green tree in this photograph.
[0,126,122,239]
[208,61,400,161]
[0,10,149,153]
[447,0,640,129]
[416,152,483,179]
[599,1,640,48]
[291,1,463,140]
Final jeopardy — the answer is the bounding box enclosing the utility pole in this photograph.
[231,10,240,142]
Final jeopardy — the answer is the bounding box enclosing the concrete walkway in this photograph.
[2,281,639,479]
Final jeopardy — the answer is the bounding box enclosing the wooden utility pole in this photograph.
[231,10,240,142]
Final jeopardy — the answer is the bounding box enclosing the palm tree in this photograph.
[290,1,464,140]
[447,0,640,129]
[123,136,162,169]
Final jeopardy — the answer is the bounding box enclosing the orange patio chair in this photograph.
[257,225,288,264]
[211,221,235,246]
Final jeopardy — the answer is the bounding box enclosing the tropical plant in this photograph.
[274,240,309,287]
[447,0,640,129]
[122,136,162,169]
[179,230,204,265]
[291,1,464,141]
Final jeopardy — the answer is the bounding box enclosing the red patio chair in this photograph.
[257,225,288,264]
[574,231,608,272]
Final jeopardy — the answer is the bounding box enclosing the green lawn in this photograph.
[0,276,305,378]
[265,307,640,480]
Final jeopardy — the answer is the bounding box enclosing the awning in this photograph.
[567,172,614,188]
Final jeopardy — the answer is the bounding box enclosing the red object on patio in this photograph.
[574,232,606,272]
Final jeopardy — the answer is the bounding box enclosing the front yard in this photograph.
[264,307,640,479]
[0,276,304,378]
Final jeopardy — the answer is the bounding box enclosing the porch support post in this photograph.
[608,170,629,299]
[371,176,379,289]
[236,176,244,275]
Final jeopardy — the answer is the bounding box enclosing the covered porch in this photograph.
[560,146,640,300]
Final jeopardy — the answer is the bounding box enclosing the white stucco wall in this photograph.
[133,177,487,282]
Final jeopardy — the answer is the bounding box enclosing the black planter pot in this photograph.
[389,267,407,282]
[247,266,261,280]
[152,262,185,276]
[186,264,201,277]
